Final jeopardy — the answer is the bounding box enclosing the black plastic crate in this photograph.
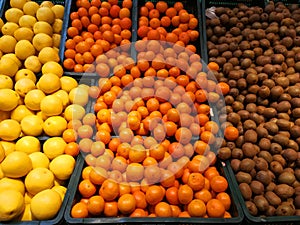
[64,154,243,224]
[60,0,138,78]
[269,0,300,5]
[226,160,300,225]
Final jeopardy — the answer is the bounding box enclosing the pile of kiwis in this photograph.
[207,1,300,217]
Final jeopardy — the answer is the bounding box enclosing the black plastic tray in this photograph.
[60,0,138,78]
[64,154,243,224]
[226,160,300,225]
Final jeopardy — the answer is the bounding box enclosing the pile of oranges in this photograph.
[63,0,133,72]
[69,27,235,217]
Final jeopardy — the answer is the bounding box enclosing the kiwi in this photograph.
[217,147,231,160]
[239,183,252,200]
[244,129,258,143]
[256,170,272,185]
[275,184,295,199]
[250,180,265,195]
[254,195,269,212]
[276,202,296,216]
[258,151,273,163]
[240,158,255,172]
[231,159,241,172]
[246,201,258,216]
[278,172,296,185]
[236,171,252,184]
[254,157,269,171]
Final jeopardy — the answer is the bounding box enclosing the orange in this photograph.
[104,201,118,217]
[154,202,172,217]
[87,195,105,216]
[147,29,160,40]
[78,179,96,198]
[216,192,231,211]
[165,186,179,205]
[187,172,205,191]
[166,7,177,18]
[99,179,119,201]
[148,9,160,19]
[132,191,147,209]
[117,193,136,214]
[210,176,228,193]
[194,189,212,203]
[89,167,107,185]
[145,185,164,205]
[65,142,80,157]
[224,126,239,141]
[187,199,206,217]
[207,62,219,71]
[207,199,225,218]
[178,184,193,205]
[71,202,88,218]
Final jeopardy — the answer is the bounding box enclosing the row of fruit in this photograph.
[207,0,300,219]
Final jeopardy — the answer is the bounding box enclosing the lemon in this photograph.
[24,192,33,204]
[15,69,36,83]
[49,154,75,180]
[42,61,63,77]
[23,1,39,16]
[38,47,60,64]
[60,76,78,92]
[52,33,61,48]
[40,95,63,117]
[51,5,64,19]
[25,168,54,195]
[15,136,40,154]
[10,0,27,9]
[33,21,53,35]
[30,189,61,220]
[21,115,44,136]
[69,87,89,106]
[1,22,19,35]
[1,151,32,178]
[0,143,4,162]
[0,119,21,141]
[36,7,55,24]
[0,57,19,77]
[0,35,17,53]
[0,141,15,156]
[41,1,54,7]
[52,90,70,109]
[0,190,25,221]
[14,77,36,97]
[20,204,32,221]
[32,33,53,52]
[0,89,20,111]
[29,152,50,169]
[0,18,4,30]
[18,15,37,29]
[5,8,24,23]
[37,73,61,94]
[43,137,66,160]
[11,105,34,122]
[36,111,49,121]
[52,18,62,34]
[24,55,42,73]
[13,27,34,42]
[2,53,22,69]
[24,89,45,111]
[0,177,25,195]
[51,185,67,201]
[15,40,35,60]
[43,116,67,136]
[64,104,86,121]
[0,75,13,89]
[0,166,3,179]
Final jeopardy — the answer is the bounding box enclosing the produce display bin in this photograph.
[64,154,243,224]
[226,161,300,225]
[59,0,138,78]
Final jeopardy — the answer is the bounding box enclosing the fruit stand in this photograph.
[0,0,299,224]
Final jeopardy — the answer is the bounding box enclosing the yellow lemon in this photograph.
[52,18,62,34]
[0,18,3,30]
[0,177,25,195]
[0,119,21,141]
[18,15,37,29]
[69,87,89,106]
[14,27,34,41]
[40,95,63,116]
[24,89,45,111]
[32,33,53,52]
[51,185,67,201]
[0,190,25,221]
[42,137,66,160]
[10,0,27,9]
[5,8,24,23]
[24,55,42,73]
[1,22,19,35]
[11,105,34,122]
[30,189,61,220]
[29,152,50,169]
[14,77,36,97]
[20,204,32,221]
[15,69,36,83]
[36,111,49,121]
[2,53,22,69]
[51,5,64,19]
[0,142,4,162]
[64,104,86,121]
[40,1,55,7]
[15,40,35,60]
[43,116,67,136]
[52,33,61,48]
[15,136,40,154]
[23,1,39,16]
[0,35,17,53]
[60,76,78,92]
[49,154,75,180]
[33,21,53,35]
[24,192,33,204]
[1,151,32,178]
[52,90,70,108]
[38,47,59,64]
[42,61,63,77]
[0,89,20,111]
[25,168,54,195]
[0,57,19,77]
[37,73,61,94]
[21,115,44,136]
[0,75,13,89]
[0,165,3,179]
[36,7,55,24]
[0,141,15,156]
